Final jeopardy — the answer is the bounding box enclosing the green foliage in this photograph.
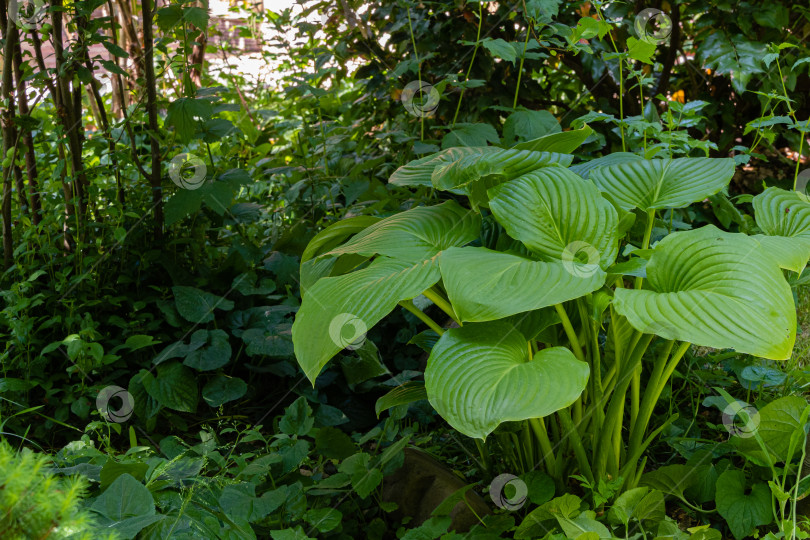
[0,441,115,539]
[42,395,421,539]
[294,128,805,488]
[425,322,588,439]
[2,0,810,538]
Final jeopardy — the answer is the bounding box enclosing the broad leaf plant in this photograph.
[291,126,808,494]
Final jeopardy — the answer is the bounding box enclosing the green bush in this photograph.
[0,441,116,539]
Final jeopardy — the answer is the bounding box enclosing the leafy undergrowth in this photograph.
[2,0,810,538]
[796,287,810,363]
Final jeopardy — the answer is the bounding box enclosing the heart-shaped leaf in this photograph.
[590,157,735,210]
[516,494,582,539]
[557,515,611,539]
[425,322,589,439]
[432,148,573,191]
[482,38,518,64]
[731,395,809,464]
[293,258,441,383]
[202,375,247,407]
[569,152,643,180]
[607,487,666,526]
[141,362,198,413]
[375,382,428,417]
[714,470,772,540]
[301,216,382,263]
[388,155,440,188]
[639,464,698,503]
[389,147,500,188]
[242,325,293,358]
[90,473,161,539]
[280,396,314,436]
[751,187,810,272]
[439,246,606,322]
[751,236,810,274]
[489,167,619,268]
[294,201,483,382]
[614,226,796,359]
[513,125,593,154]
[173,286,234,324]
[323,201,480,263]
[183,329,231,371]
[339,340,390,385]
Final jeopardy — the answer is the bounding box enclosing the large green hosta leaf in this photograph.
[569,152,643,180]
[750,236,810,274]
[301,216,382,263]
[293,258,441,382]
[300,254,372,293]
[439,247,606,322]
[300,256,338,292]
[590,157,735,211]
[295,201,480,381]
[300,216,382,291]
[513,125,593,154]
[614,226,796,359]
[431,148,573,191]
[488,167,619,268]
[751,187,810,272]
[323,201,480,263]
[388,147,500,188]
[425,322,589,439]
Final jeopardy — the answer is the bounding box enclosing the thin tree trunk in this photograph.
[29,18,74,247]
[0,2,17,269]
[12,38,42,226]
[13,164,26,214]
[28,29,56,97]
[107,0,126,116]
[80,11,124,210]
[6,24,29,217]
[105,0,147,202]
[188,0,208,88]
[115,0,144,90]
[142,0,163,242]
[86,76,124,206]
[85,85,104,130]
[189,30,207,88]
[52,0,88,224]
[74,10,99,223]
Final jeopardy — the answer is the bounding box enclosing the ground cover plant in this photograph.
[0,0,810,538]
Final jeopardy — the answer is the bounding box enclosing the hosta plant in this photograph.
[291,126,808,499]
